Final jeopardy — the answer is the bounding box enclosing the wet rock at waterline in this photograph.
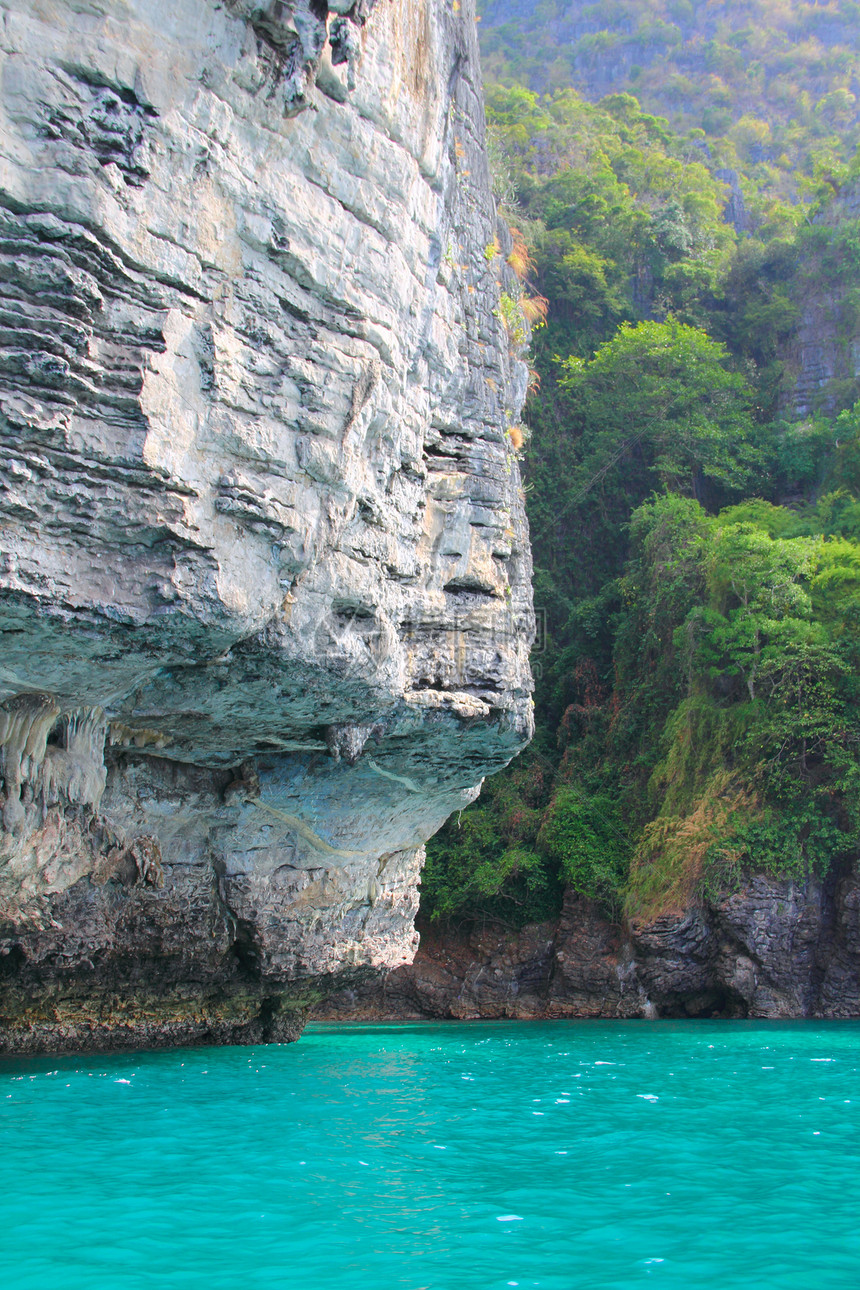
[318,870,860,1022]
[0,0,534,1052]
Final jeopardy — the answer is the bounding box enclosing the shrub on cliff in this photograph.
[537,787,629,913]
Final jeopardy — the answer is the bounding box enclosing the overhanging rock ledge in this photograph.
[0,0,534,1051]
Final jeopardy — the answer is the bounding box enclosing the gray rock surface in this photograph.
[0,0,534,1051]
[318,869,860,1021]
[786,179,860,418]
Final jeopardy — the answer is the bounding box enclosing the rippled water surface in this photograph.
[2,1021,860,1288]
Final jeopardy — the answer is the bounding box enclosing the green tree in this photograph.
[537,788,630,911]
[701,524,818,703]
[559,319,761,499]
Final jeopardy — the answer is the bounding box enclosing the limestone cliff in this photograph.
[0,0,534,1051]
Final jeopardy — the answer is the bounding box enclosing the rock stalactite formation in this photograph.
[0,0,534,1052]
[318,871,860,1022]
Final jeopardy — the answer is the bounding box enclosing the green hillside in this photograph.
[421,1,860,929]
[479,0,860,206]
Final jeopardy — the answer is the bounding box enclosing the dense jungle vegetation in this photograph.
[480,0,860,207]
[422,0,860,927]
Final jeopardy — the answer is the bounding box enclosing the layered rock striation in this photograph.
[0,0,534,1051]
[319,869,860,1021]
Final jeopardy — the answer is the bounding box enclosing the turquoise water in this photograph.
[2,1021,859,1289]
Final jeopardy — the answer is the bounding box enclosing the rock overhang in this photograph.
[0,0,534,1050]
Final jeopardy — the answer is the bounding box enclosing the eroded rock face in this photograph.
[0,0,534,1051]
[318,871,860,1021]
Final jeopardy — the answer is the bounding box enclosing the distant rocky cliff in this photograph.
[786,178,860,419]
[0,0,534,1052]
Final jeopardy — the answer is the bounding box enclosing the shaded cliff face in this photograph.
[786,180,860,419]
[318,871,860,1022]
[0,0,534,1051]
